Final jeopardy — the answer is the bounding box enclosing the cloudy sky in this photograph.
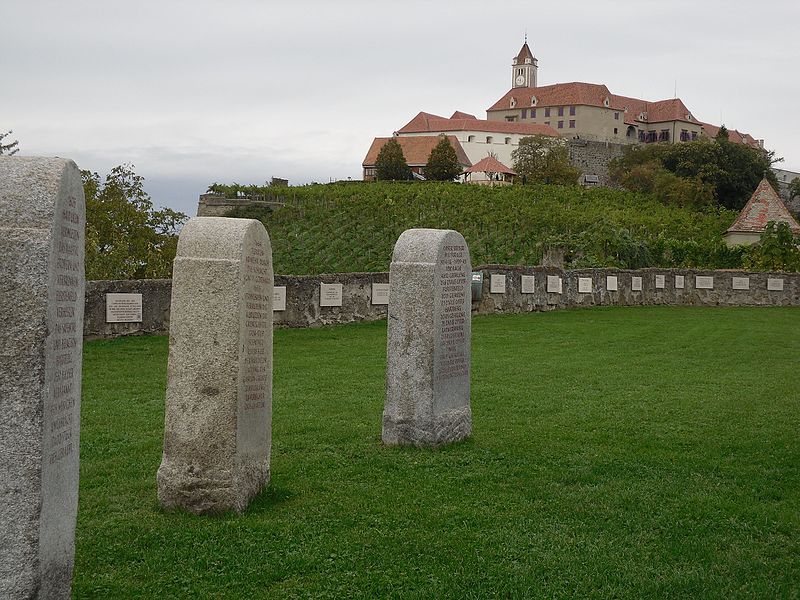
[3,0,799,215]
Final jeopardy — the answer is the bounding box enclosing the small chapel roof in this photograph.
[465,156,516,176]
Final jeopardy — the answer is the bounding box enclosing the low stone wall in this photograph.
[84,267,799,339]
[473,266,800,316]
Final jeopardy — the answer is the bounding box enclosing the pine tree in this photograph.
[375,138,412,181]
[424,135,462,181]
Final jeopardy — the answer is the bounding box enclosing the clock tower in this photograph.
[511,41,538,88]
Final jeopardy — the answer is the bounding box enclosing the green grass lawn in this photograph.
[75,307,800,599]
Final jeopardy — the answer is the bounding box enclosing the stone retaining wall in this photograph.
[84,267,799,339]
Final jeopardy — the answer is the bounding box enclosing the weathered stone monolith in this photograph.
[0,157,85,599]
[157,217,273,514]
[383,228,472,447]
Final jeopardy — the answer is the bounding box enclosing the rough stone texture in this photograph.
[568,139,626,187]
[84,279,172,339]
[383,229,472,447]
[0,157,85,599]
[157,217,273,514]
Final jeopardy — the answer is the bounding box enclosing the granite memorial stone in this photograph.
[383,229,472,447]
[0,157,85,599]
[106,293,143,323]
[157,217,273,514]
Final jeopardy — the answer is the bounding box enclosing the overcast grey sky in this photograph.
[3,0,799,215]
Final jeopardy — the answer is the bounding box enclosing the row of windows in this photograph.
[466,135,514,144]
[520,106,577,119]
[639,129,699,143]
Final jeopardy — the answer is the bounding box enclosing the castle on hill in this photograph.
[363,42,764,183]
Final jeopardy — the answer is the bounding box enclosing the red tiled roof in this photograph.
[465,156,516,175]
[699,122,762,148]
[397,111,559,137]
[487,82,623,112]
[612,95,696,125]
[362,135,471,168]
[725,178,800,234]
[450,111,477,120]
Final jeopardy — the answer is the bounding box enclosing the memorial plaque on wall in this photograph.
[546,275,561,293]
[319,283,343,307]
[732,277,750,290]
[606,275,618,291]
[105,293,143,323]
[675,275,685,289]
[273,286,286,311]
[578,277,592,293]
[655,274,666,289]
[521,275,535,294]
[631,276,642,291]
[490,274,506,294]
[371,282,390,305]
[767,278,784,291]
[695,276,714,289]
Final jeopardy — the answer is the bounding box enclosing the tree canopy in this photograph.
[424,135,462,181]
[375,138,412,181]
[789,178,800,200]
[83,164,187,280]
[0,130,19,155]
[511,135,581,186]
[610,137,779,210]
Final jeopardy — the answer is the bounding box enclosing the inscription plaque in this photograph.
[675,275,685,289]
[320,283,343,307]
[371,282,390,305]
[521,275,535,294]
[106,293,143,323]
[272,286,286,311]
[490,274,506,294]
[631,276,642,291]
[606,275,618,291]
[578,277,592,293]
[732,277,750,290]
[767,278,784,291]
[546,275,562,293]
[695,276,714,289]
[655,274,666,289]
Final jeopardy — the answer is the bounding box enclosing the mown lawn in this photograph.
[75,307,800,599]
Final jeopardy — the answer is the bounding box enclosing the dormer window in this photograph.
[510,97,517,108]
[525,58,531,64]
[530,96,537,106]
[603,97,610,107]
[486,136,493,144]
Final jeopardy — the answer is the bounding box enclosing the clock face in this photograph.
[515,75,525,86]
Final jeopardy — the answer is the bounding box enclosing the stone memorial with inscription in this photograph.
[631,276,642,291]
[546,275,562,293]
[383,229,472,447]
[371,282,390,305]
[0,157,85,599]
[606,275,618,291]
[655,274,666,289]
[273,286,286,311]
[578,277,592,293]
[157,217,273,514]
[675,275,685,289]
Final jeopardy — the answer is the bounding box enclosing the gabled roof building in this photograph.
[723,178,800,246]
[362,135,471,181]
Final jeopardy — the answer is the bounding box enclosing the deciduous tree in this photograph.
[83,164,187,280]
[511,135,580,186]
